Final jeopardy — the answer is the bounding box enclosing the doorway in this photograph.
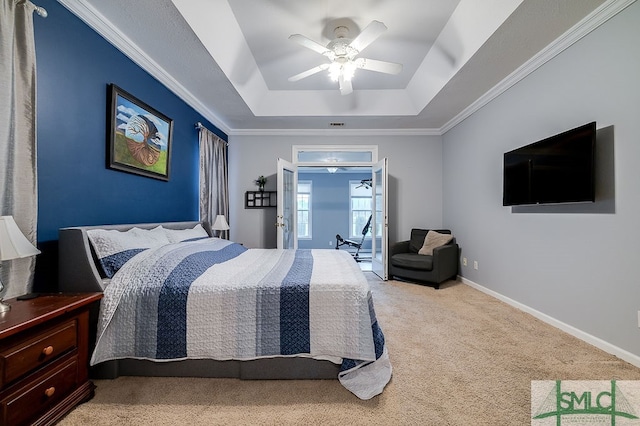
[277,145,388,279]
[298,166,373,270]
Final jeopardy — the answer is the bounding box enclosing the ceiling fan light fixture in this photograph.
[342,61,356,81]
[328,62,342,81]
[288,20,402,94]
[328,60,356,82]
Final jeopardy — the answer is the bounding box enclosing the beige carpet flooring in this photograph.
[59,274,640,425]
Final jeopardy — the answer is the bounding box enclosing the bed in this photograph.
[58,221,391,399]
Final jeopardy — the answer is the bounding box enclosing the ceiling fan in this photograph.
[288,20,403,95]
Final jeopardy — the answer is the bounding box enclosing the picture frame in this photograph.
[107,83,173,181]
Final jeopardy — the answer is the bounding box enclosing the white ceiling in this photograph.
[59,0,610,134]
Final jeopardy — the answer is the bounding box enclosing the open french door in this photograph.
[277,158,297,249]
[371,158,388,280]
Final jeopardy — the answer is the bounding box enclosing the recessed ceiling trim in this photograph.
[172,0,422,118]
[57,0,231,135]
[173,0,526,119]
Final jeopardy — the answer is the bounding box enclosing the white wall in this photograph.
[228,134,443,248]
[443,2,640,358]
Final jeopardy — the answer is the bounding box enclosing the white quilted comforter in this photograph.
[91,238,391,399]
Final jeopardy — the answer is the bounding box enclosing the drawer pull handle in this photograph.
[44,387,55,398]
[42,346,54,356]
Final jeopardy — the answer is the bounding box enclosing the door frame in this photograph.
[371,158,388,280]
[276,158,297,249]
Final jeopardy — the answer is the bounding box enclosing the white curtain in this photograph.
[199,127,229,239]
[0,0,39,298]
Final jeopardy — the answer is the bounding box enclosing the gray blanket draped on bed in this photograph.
[91,238,391,399]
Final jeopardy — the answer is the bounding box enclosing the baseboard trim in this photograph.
[458,275,640,368]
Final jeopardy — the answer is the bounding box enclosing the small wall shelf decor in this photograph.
[245,191,277,208]
[254,175,267,192]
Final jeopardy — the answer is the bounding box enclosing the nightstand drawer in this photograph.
[0,320,77,387]
[0,293,101,425]
[1,356,78,426]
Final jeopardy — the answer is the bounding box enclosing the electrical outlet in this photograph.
[473,260,478,270]
[329,240,333,246]
[462,257,467,266]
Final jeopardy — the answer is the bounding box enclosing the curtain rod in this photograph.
[30,2,47,17]
[195,122,228,145]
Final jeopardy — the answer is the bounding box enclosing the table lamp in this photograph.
[212,215,230,239]
[0,216,41,312]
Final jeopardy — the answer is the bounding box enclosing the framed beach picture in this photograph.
[107,83,173,181]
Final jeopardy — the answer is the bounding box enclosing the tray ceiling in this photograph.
[59,0,610,134]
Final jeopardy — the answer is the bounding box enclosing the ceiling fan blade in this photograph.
[338,75,353,96]
[355,58,403,75]
[288,64,329,82]
[289,34,329,56]
[349,20,387,52]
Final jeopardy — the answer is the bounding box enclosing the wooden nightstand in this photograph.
[0,293,102,426]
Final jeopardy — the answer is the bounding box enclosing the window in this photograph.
[297,181,312,239]
[293,145,377,165]
[350,180,372,239]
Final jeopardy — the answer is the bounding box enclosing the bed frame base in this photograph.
[92,358,340,380]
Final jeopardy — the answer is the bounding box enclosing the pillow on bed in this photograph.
[132,226,171,245]
[87,227,170,278]
[162,224,209,243]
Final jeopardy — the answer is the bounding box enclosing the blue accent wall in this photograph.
[297,172,372,250]
[33,0,226,243]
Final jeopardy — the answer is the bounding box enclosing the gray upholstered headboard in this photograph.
[58,221,212,293]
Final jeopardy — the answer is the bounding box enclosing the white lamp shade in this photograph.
[211,215,230,231]
[0,216,41,261]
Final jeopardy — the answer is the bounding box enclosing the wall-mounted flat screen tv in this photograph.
[503,122,596,206]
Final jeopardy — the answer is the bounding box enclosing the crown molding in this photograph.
[57,0,231,135]
[439,0,636,134]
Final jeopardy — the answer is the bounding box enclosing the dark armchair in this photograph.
[389,229,459,289]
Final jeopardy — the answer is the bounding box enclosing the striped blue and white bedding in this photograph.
[91,237,391,399]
